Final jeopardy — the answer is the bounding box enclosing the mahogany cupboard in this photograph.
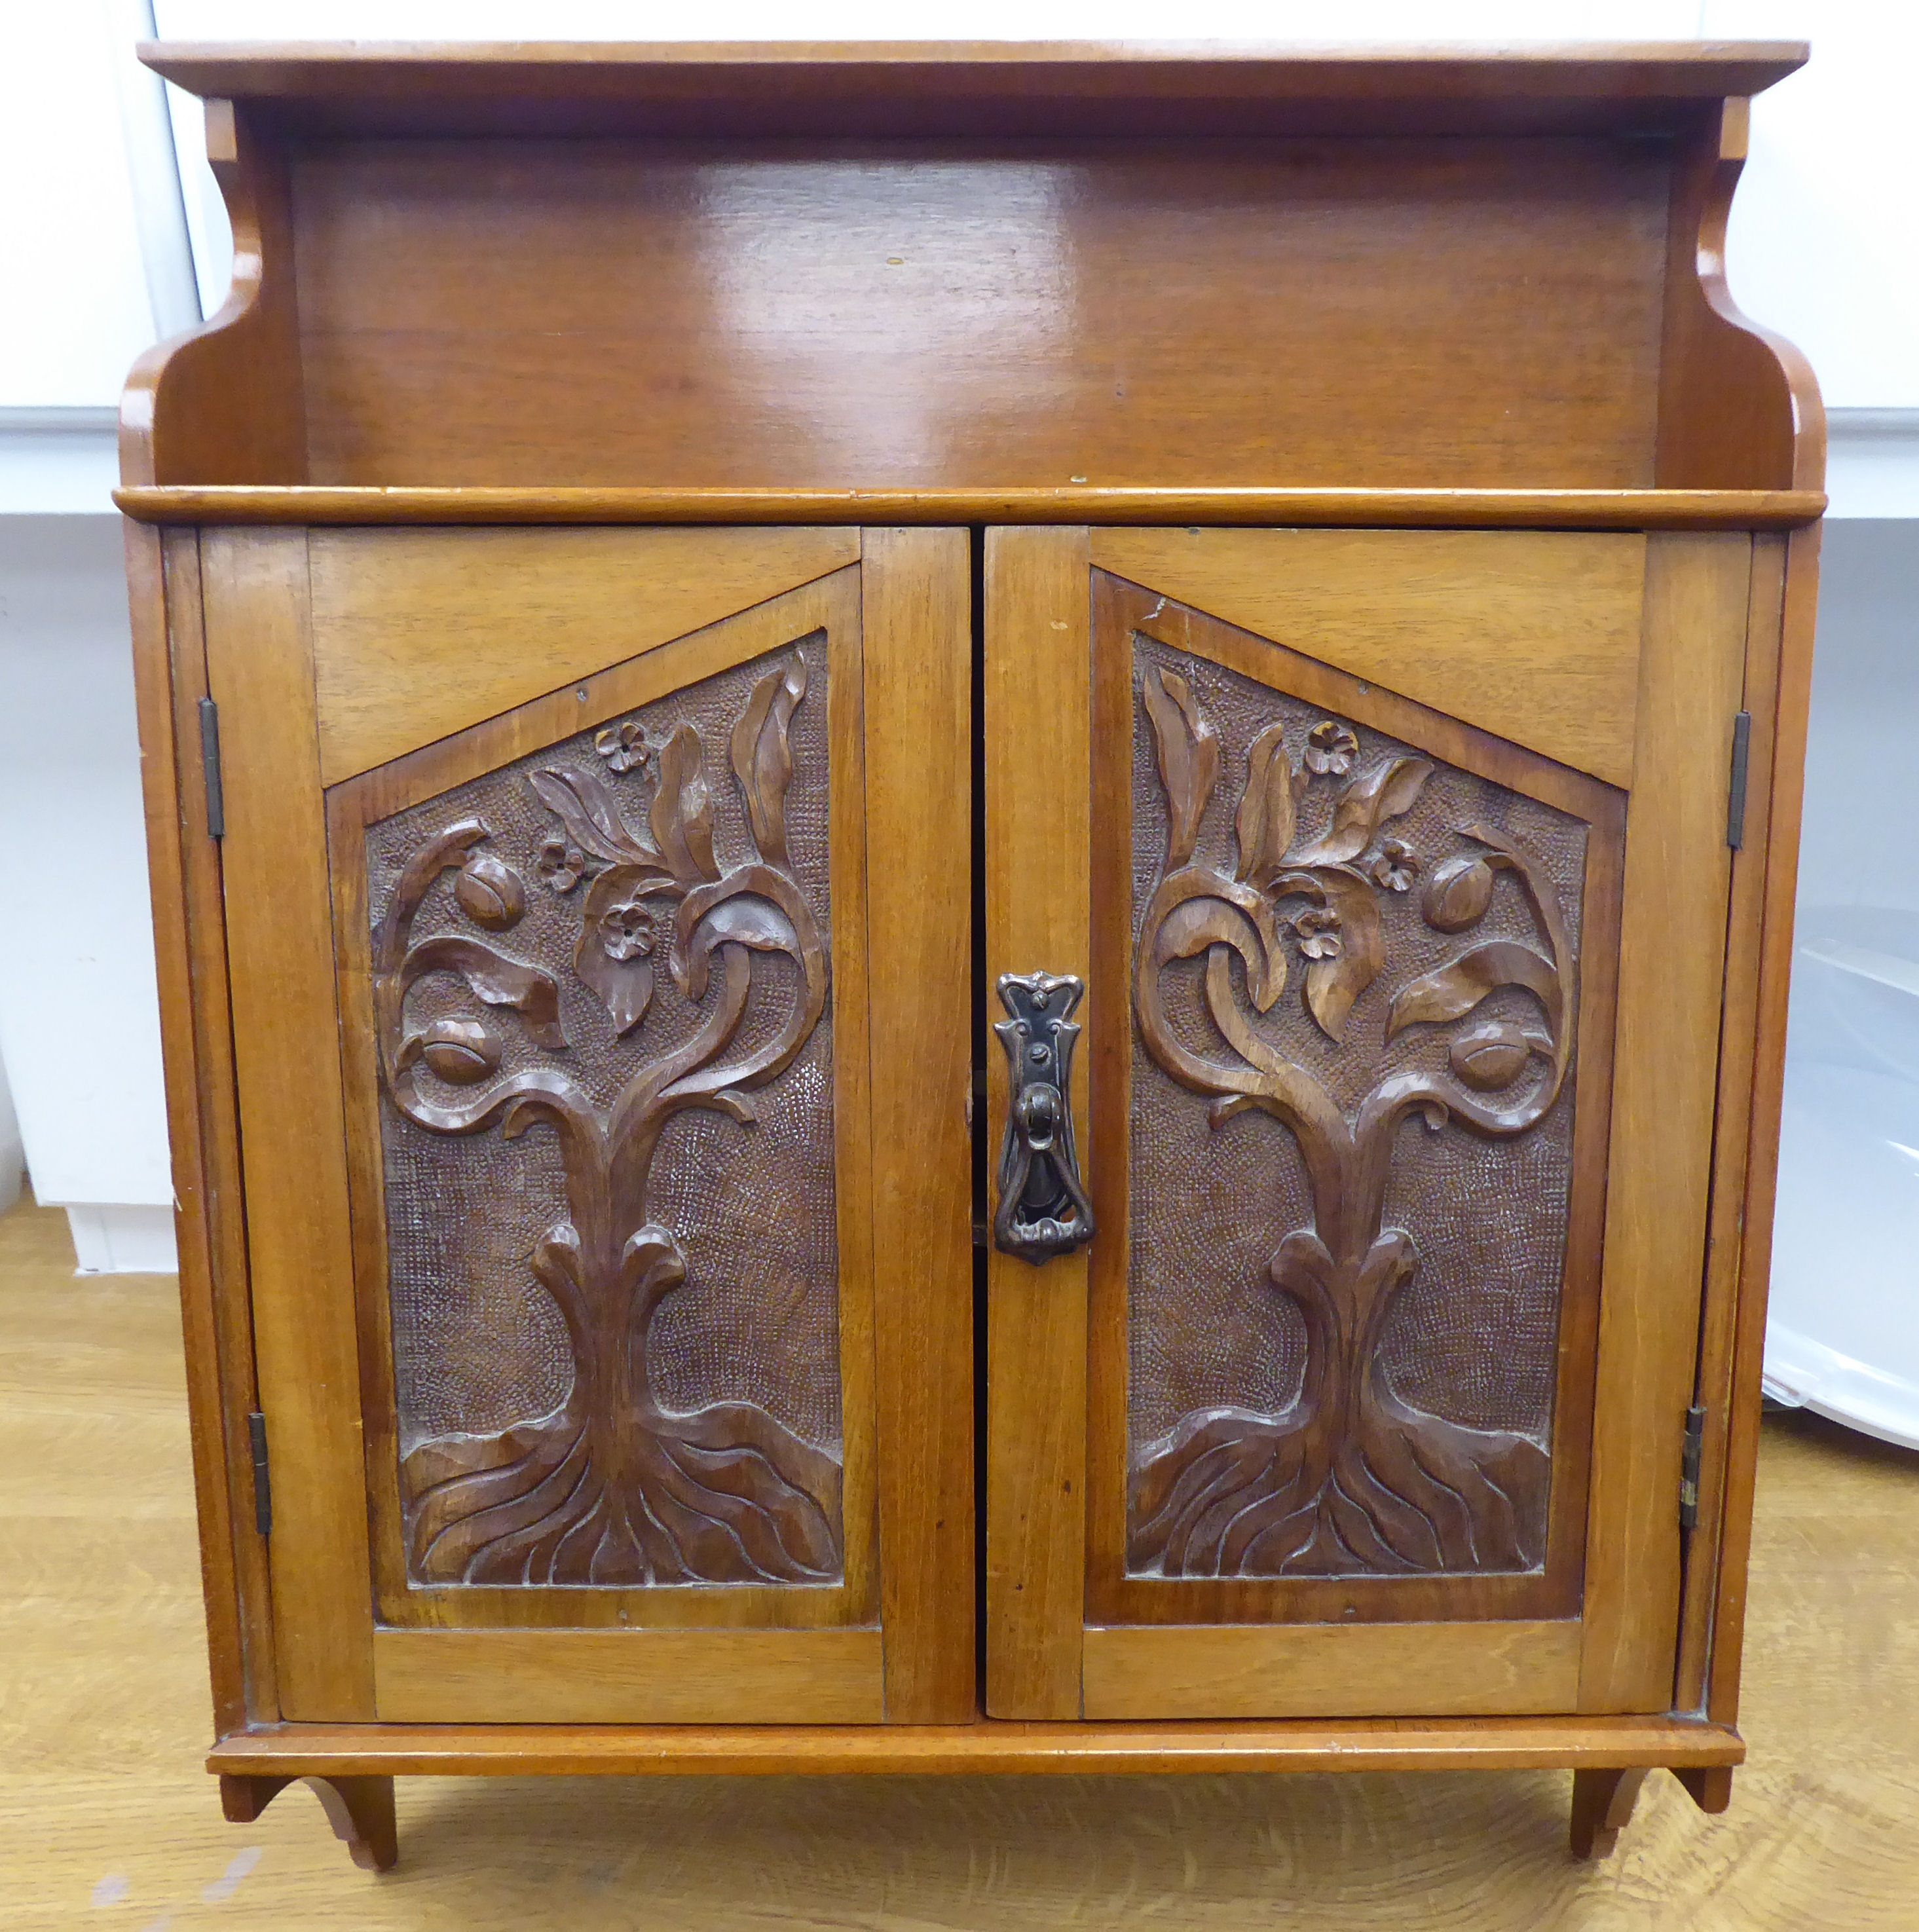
[117,43,1825,1873]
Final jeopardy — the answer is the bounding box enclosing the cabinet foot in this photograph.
[1675,1764,1735,1813]
[219,1772,398,1872]
[1569,1765,1649,1860]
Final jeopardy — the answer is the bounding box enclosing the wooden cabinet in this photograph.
[119,41,1823,1874]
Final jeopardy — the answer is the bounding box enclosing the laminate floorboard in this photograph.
[1,1189,1914,1929]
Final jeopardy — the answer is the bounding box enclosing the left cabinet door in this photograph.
[197,525,975,1725]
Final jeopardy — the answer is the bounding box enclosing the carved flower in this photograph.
[1305,720,1359,775]
[599,889,677,962]
[594,720,651,775]
[1294,906,1343,961]
[534,837,586,894]
[1368,838,1419,893]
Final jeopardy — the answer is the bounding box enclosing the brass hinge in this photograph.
[1726,711,1752,850]
[198,696,225,839]
[247,1410,271,1537]
[1679,1403,1707,1530]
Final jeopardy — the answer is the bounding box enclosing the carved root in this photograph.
[1130,1402,1548,1577]
[401,1403,842,1586]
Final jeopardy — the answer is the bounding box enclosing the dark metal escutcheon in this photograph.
[992,971,1096,1265]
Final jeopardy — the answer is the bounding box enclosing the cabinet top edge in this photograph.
[113,485,1827,532]
[138,40,1807,136]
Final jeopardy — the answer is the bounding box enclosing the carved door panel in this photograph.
[201,526,974,1726]
[984,527,1752,1721]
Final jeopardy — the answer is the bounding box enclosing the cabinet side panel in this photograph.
[984,527,1092,1718]
[862,529,978,1722]
[1674,532,1785,1713]
[1578,534,1749,1713]
[126,523,258,1730]
[1709,523,1822,1726]
[202,528,376,1720]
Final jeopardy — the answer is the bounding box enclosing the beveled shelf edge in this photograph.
[115,486,1827,531]
[209,1714,1745,1779]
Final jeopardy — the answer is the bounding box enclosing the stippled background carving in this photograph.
[1127,631,1589,1572]
[365,642,843,1554]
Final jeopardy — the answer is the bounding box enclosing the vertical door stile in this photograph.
[983,527,1094,1719]
[201,525,378,1720]
[861,528,978,1722]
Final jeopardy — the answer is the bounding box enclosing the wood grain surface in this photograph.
[983,527,1091,1720]
[1577,535,1750,1713]
[307,527,859,784]
[199,530,375,1721]
[1081,1622,1582,1722]
[1089,527,1647,786]
[3,1189,1914,1925]
[1675,533,1788,1713]
[859,530,978,1724]
[371,1629,884,1725]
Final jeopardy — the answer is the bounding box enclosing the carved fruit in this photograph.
[1424,855,1495,932]
[419,1018,503,1085]
[455,851,526,931]
[1449,1022,1533,1091]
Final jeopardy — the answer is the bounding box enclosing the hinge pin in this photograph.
[198,696,225,840]
[247,1409,271,1537]
[1726,711,1752,850]
[1679,1403,1707,1530]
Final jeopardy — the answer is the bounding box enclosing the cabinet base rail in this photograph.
[211,1717,1742,1874]
[210,1712,1741,1779]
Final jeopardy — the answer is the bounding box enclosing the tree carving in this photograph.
[1130,662,1576,1578]
[373,654,842,1588]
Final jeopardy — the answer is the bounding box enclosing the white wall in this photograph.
[1796,522,1919,921]
[0,11,158,414]
[0,518,176,1269]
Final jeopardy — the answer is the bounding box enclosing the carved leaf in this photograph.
[675,886,803,1002]
[1387,940,1562,1041]
[400,935,566,1050]
[1301,867,1384,1042]
[576,863,676,1036]
[730,656,808,866]
[1155,893,1287,1012]
[1142,667,1220,868]
[529,767,646,866]
[1294,755,1434,866]
[650,724,720,883]
[1234,724,1296,884]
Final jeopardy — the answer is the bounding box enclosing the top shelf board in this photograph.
[139,40,1808,139]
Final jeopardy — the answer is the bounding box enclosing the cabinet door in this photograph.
[200,525,973,1725]
[984,525,1751,1720]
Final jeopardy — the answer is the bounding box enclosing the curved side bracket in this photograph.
[1656,95,1825,493]
[119,97,307,487]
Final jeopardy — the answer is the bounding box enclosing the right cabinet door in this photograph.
[983,525,1756,1721]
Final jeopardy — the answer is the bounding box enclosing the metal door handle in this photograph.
[992,971,1096,1264]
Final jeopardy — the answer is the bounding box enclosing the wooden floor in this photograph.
[3,1189,1916,1929]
